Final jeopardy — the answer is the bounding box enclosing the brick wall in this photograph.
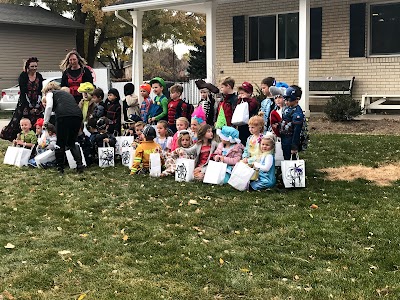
[215,0,400,103]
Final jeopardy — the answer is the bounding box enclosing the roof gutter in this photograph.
[102,0,203,12]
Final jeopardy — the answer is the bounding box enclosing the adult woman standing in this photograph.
[60,50,93,104]
[42,82,84,174]
[1,57,44,141]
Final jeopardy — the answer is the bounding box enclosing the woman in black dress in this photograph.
[1,57,44,141]
[60,50,93,104]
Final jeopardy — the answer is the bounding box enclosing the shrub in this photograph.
[324,94,362,121]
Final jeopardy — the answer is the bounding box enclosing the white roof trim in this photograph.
[102,0,209,12]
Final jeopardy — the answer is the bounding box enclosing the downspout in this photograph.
[115,10,136,83]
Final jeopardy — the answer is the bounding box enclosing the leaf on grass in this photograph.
[240,268,250,273]
[77,260,84,267]
[122,235,129,241]
[58,250,71,255]
[310,204,318,209]
[304,286,313,292]
[79,234,88,238]
[219,258,224,266]
[188,199,199,205]
[57,227,62,231]
[77,294,86,300]
[59,192,64,196]
[294,275,300,281]
[4,243,15,249]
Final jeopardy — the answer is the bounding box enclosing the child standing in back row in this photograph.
[139,83,152,123]
[167,84,189,133]
[217,77,238,126]
[104,88,121,136]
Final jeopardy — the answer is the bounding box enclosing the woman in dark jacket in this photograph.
[43,82,84,174]
[60,50,93,104]
[1,57,44,141]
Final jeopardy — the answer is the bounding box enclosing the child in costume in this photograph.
[161,130,194,177]
[242,115,265,165]
[139,83,152,123]
[190,105,207,143]
[122,83,140,123]
[211,126,244,183]
[93,117,117,149]
[170,117,190,151]
[250,135,276,190]
[195,79,219,125]
[217,76,237,126]
[13,118,37,148]
[147,77,168,124]
[155,120,173,153]
[28,123,57,168]
[182,124,218,180]
[78,82,96,122]
[130,125,161,175]
[104,88,121,136]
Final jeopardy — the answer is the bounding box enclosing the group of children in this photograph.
[11,74,305,191]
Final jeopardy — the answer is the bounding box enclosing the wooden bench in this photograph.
[309,77,355,111]
[361,94,400,114]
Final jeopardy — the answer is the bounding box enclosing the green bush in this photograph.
[324,93,362,121]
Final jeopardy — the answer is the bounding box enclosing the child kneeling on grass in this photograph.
[249,135,276,190]
[130,125,161,175]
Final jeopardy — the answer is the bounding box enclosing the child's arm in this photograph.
[211,143,223,161]
[222,145,243,166]
[154,97,168,121]
[242,136,251,159]
[130,145,143,174]
[254,154,273,172]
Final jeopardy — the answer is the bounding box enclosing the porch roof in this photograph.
[103,0,211,13]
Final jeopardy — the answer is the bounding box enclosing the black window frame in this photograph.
[369,2,400,56]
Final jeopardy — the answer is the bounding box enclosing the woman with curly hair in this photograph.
[1,57,44,141]
[60,50,93,104]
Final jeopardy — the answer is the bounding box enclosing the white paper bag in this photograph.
[121,146,134,167]
[175,158,195,182]
[231,101,249,126]
[3,146,19,165]
[228,161,255,191]
[149,153,161,177]
[281,157,306,188]
[34,149,55,166]
[274,138,284,167]
[66,144,87,169]
[14,147,32,167]
[98,143,114,168]
[203,160,227,185]
[115,136,134,155]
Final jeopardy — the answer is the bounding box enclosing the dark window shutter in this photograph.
[233,15,245,63]
[310,7,322,59]
[349,3,366,57]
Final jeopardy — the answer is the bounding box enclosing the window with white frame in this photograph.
[249,12,299,61]
[370,2,400,55]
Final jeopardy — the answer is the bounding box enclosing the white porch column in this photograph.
[130,10,144,90]
[298,0,310,116]
[205,1,216,84]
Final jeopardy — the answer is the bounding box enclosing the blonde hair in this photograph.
[20,118,31,125]
[261,136,275,147]
[135,121,145,128]
[60,87,70,93]
[176,117,189,129]
[177,131,192,147]
[59,50,87,71]
[248,115,265,130]
[42,82,61,94]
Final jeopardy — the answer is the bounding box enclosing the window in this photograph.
[248,10,321,61]
[370,3,400,55]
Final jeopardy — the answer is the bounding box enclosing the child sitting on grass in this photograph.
[250,135,276,190]
[211,126,244,183]
[155,120,173,153]
[28,123,57,168]
[13,118,37,148]
[182,124,218,180]
[93,117,117,148]
[161,130,194,177]
[242,115,265,165]
[130,125,161,175]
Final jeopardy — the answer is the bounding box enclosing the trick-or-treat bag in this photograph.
[121,146,134,167]
[98,142,115,168]
[228,161,255,191]
[281,154,306,188]
[149,152,161,177]
[231,101,249,126]
[203,160,227,185]
[175,158,195,182]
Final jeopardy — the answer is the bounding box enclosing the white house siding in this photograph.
[0,24,76,91]
[215,0,400,102]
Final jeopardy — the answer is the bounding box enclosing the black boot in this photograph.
[55,147,65,175]
[70,144,84,173]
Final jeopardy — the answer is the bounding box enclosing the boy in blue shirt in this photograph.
[280,85,304,160]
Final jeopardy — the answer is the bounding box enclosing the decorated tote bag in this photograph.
[121,146,135,167]
[175,158,195,182]
[281,154,306,188]
[98,142,115,168]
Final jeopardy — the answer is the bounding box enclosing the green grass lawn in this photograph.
[1,134,400,299]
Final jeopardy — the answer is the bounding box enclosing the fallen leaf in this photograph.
[79,234,88,238]
[59,192,64,196]
[310,204,318,209]
[58,250,71,255]
[122,235,129,241]
[57,227,62,231]
[294,275,300,281]
[77,260,84,267]
[219,258,224,266]
[4,243,15,249]
[77,294,86,300]
[188,199,199,205]
[240,268,250,273]
[304,286,313,292]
